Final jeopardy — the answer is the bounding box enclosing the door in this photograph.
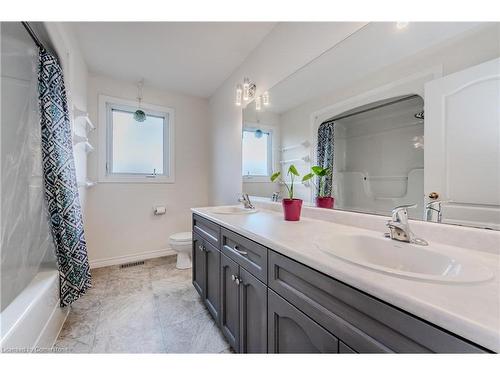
[239,268,267,353]
[425,58,500,229]
[268,290,339,353]
[204,241,220,323]
[220,254,240,351]
[192,233,205,297]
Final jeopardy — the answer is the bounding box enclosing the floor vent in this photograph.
[120,261,145,269]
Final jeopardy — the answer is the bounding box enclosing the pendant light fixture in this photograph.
[134,79,146,122]
[234,77,257,107]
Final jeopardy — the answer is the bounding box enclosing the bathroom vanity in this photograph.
[191,208,498,353]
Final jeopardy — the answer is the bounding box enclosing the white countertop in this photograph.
[192,205,500,352]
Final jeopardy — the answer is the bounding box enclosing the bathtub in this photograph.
[0,270,68,353]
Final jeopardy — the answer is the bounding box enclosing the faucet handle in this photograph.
[391,204,417,222]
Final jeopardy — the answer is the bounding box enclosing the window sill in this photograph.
[98,175,175,184]
[243,176,274,183]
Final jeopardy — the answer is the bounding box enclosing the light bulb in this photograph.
[262,91,269,106]
[235,84,242,106]
[255,96,262,111]
[243,78,250,101]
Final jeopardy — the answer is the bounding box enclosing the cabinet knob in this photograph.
[235,277,241,285]
[199,244,205,252]
[231,274,236,281]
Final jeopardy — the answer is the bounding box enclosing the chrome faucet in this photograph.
[238,193,255,209]
[425,200,445,223]
[386,204,428,245]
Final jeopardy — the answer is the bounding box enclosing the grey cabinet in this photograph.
[268,290,339,353]
[193,214,489,353]
[268,250,487,353]
[192,233,205,297]
[239,268,267,353]
[220,254,268,353]
[220,254,240,351]
[192,233,220,323]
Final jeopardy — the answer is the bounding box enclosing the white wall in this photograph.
[45,23,89,210]
[85,74,210,266]
[209,23,367,205]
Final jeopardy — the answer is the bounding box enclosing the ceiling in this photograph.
[68,22,276,98]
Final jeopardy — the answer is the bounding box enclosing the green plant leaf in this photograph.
[270,171,281,182]
[288,164,299,176]
[302,172,314,182]
[311,165,323,175]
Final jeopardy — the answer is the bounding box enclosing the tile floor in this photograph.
[54,256,232,353]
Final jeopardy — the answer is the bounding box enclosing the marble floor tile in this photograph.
[54,255,231,353]
[162,310,230,353]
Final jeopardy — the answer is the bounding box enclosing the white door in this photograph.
[425,58,500,229]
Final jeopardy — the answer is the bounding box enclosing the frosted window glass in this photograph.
[111,109,165,174]
[242,130,270,176]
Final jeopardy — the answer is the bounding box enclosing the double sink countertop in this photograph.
[192,205,500,352]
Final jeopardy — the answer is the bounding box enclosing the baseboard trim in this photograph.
[89,248,176,269]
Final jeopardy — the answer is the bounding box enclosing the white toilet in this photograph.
[169,232,192,269]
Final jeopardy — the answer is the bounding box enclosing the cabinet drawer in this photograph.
[221,228,267,283]
[268,290,339,353]
[268,250,486,353]
[193,214,220,248]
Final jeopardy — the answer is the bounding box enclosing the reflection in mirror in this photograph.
[242,22,500,230]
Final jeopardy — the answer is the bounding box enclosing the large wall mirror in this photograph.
[241,22,500,230]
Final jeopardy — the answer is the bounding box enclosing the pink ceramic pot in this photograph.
[316,196,334,209]
[282,199,303,221]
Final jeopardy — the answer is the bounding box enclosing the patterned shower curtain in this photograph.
[38,48,91,307]
[316,120,335,197]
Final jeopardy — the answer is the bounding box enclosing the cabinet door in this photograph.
[239,268,267,353]
[204,241,220,323]
[192,233,205,298]
[220,254,240,351]
[268,290,339,353]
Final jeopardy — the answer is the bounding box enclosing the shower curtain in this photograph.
[316,120,335,197]
[38,48,91,307]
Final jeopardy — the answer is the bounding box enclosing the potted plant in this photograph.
[308,165,334,209]
[271,165,313,221]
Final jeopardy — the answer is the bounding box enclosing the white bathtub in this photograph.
[0,270,68,352]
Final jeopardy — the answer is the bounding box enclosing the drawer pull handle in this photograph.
[233,245,248,256]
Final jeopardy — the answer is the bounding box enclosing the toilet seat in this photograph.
[169,232,192,244]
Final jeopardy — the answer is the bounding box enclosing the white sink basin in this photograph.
[316,235,493,283]
[209,206,258,215]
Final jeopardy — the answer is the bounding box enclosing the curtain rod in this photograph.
[325,94,422,123]
[21,22,46,50]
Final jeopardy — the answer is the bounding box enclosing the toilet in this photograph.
[169,232,192,269]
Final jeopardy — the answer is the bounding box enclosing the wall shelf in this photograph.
[279,155,310,164]
[77,180,97,189]
[73,106,95,131]
[72,133,94,153]
[279,140,310,152]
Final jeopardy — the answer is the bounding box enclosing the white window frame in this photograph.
[98,95,175,183]
[242,125,273,182]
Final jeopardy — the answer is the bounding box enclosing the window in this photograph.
[98,95,174,183]
[242,128,272,177]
